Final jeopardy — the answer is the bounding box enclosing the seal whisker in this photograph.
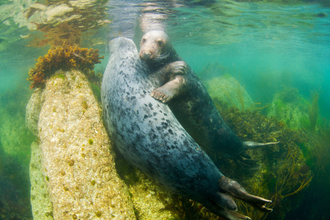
[154,52,170,62]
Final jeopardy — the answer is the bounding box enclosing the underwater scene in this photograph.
[0,0,329,219]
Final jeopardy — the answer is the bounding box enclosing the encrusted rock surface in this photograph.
[26,88,44,136]
[26,69,187,220]
[29,141,54,220]
[127,169,175,220]
[28,70,136,219]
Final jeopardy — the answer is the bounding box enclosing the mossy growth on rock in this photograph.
[27,44,104,89]
[267,87,311,130]
[279,87,299,103]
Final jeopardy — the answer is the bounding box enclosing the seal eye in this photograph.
[142,38,146,43]
[158,41,163,47]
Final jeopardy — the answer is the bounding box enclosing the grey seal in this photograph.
[139,30,278,168]
[101,37,272,220]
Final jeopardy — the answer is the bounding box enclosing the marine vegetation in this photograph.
[27,44,104,89]
[0,82,34,220]
[0,91,34,218]
[0,145,32,220]
[308,90,320,132]
[213,98,313,220]
[285,118,330,220]
[267,86,311,130]
[225,71,269,111]
[279,87,299,103]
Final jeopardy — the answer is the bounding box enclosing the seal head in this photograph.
[139,30,176,65]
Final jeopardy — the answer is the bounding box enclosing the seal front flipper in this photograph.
[151,75,186,103]
[150,60,188,103]
[219,176,273,212]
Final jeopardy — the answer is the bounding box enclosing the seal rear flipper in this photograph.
[221,210,252,220]
[237,153,261,171]
[219,176,273,212]
[215,192,237,211]
[236,141,279,170]
[242,141,279,151]
[206,201,251,220]
[215,209,252,220]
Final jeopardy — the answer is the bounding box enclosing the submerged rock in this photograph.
[127,169,175,220]
[203,74,254,111]
[29,141,53,220]
[26,88,44,136]
[267,88,310,129]
[27,70,136,219]
[26,68,193,219]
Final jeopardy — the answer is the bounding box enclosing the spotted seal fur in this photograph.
[101,37,272,220]
[139,30,278,168]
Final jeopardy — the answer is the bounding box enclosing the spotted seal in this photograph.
[101,37,272,220]
[139,30,278,168]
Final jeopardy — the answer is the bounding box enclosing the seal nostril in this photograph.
[143,52,151,59]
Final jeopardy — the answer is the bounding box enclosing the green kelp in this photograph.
[213,98,313,220]
[288,119,330,220]
[309,120,330,178]
[308,90,320,132]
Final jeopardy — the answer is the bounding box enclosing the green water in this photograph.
[0,0,329,219]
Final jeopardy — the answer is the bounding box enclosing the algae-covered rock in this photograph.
[128,169,175,220]
[29,70,135,219]
[203,74,254,111]
[29,141,54,220]
[267,90,310,129]
[26,88,44,136]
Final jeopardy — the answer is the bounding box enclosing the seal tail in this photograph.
[219,176,273,212]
